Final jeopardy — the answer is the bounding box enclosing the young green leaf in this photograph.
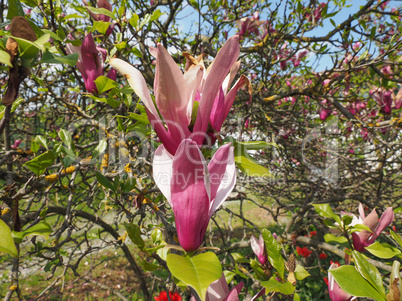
[260,278,295,295]
[352,250,385,298]
[0,219,18,258]
[24,150,56,176]
[12,221,52,244]
[262,229,285,279]
[166,252,222,301]
[124,222,144,249]
[365,242,401,259]
[329,265,386,301]
[95,171,115,192]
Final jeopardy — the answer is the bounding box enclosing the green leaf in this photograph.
[390,230,402,248]
[352,250,385,297]
[7,0,25,19]
[40,51,79,66]
[223,270,236,284]
[95,171,115,192]
[260,278,295,295]
[234,141,278,151]
[0,49,13,67]
[262,229,285,279]
[365,241,401,259]
[151,228,163,245]
[350,224,372,233]
[12,33,50,59]
[24,150,55,176]
[324,233,349,246]
[329,265,386,301]
[35,135,48,149]
[234,154,272,177]
[167,252,222,301]
[0,219,18,258]
[86,7,115,20]
[129,14,139,29]
[231,252,249,263]
[92,139,107,160]
[31,141,39,153]
[136,255,159,271]
[150,9,162,22]
[92,21,111,35]
[95,76,119,93]
[0,97,23,120]
[12,221,52,244]
[312,203,341,223]
[250,259,267,280]
[131,47,143,58]
[124,222,144,249]
[122,178,137,193]
[58,129,74,151]
[295,264,310,280]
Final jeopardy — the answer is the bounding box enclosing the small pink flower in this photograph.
[250,234,268,265]
[351,203,394,252]
[11,140,22,149]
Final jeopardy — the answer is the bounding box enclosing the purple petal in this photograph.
[363,209,379,232]
[250,288,266,301]
[206,274,230,301]
[80,33,103,93]
[224,282,244,301]
[369,207,394,243]
[171,139,210,252]
[154,44,189,127]
[193,36,240,145]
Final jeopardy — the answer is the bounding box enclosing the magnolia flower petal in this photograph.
[351,232,366,252]
[205,274,230,301]
[110,58,159,117]
[225,282,244,301]
[250,235,262,258]
[328,263,354,301]
[152,145,174,206]
[222,60,241,94]
[358,203,365,219]
[80,32,103,93]
[208,144,236,215]
[193,36,240,145]
[171,139,211,251]
[211,75,250,131]
[364,209,379,232]
[250,288,266,301]
[370,207,394,243]
[183,64,203,123]
[155,44,188,126]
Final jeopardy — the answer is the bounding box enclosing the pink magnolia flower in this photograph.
[153,139,236,252]
[320,108,332,120]
[11,140,22,149]
[351,203,394,252]
[235,12,264,38]
[370,88,393,114]
[190,274,265,301]
[328,262,356,301]
[66,33,116,93]
[250,234,267,265]
[395,89,402,109]
[110,36,246,155]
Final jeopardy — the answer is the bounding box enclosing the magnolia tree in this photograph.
[0,0,401,300]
